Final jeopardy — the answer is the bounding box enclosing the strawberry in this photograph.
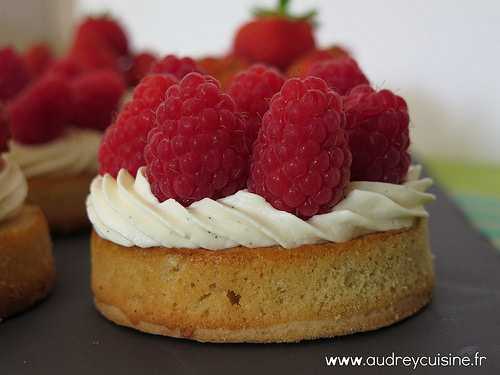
[233,0,316,70]
[286,45,351,77]
[197,55,250,89]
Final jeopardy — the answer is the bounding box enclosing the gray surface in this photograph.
[1,184,499,374]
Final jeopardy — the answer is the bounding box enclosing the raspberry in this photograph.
[228,64,285,145]
[308,57,369,95]
[150,55,203,80]
[248,77,351,219]
[144,73,251,205]
[125,52,157,86]
[70,16,129,73]
[24,43,54,78]
[0,104,9,153]
[344,84,410,183]
[0,47,31,102]
[8,74,72,145]
[71,70,126,131]
[46,58,84,79]
[122,74,178,118]
[98,74,178,177]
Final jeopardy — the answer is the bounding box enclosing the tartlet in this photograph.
[8,129,101,233]
[87,71,435,343]
[0,157,55,319]
[91,219,433,343]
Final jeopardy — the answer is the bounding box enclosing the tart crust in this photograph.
[91,219,434,343]
[0,205,55,319]
[27,174,94,233]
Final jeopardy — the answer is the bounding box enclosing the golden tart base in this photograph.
[91,219,434,343]
[0,205,55,319]
[27,173,94,233]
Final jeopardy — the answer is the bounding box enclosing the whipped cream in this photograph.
[8,127,101,178]
[87,165,435,250]
[0,156,28,222]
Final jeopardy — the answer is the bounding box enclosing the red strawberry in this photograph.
[286,45,351,77]
[233,0,316,70]
[24,43,54,78]
[0,47,31,102]
[197,54,250,89]
[71,70,126,131]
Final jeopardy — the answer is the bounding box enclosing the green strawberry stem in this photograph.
[253,0,317,23]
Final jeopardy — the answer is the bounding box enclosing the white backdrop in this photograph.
[76,0,500,163]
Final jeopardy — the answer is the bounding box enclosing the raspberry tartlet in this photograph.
[0,108,55,319]
[6,70,125,233]
[87,73,435,343]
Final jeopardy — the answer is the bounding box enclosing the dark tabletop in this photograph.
[1,182,499,375]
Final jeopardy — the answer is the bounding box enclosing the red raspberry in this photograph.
[24,43,54,78]
[248,77,352,219]
[98,74,178,177]
[0,47,31,102]
[121,74,178,119]
[126,52,157,86]
[150,55,203,80]
[144,73,251,205]
[228,64,285,145]
[8,74,72,145]
[344,84,410,183]
[71,70,126,131]
[308,57,369,95]
[46,58,85,79]
[70,16,129,70]
[0,104,9,153]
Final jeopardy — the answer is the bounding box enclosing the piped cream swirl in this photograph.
[87,165,435,250]
[8,128,101,178]
[0,156,28,222]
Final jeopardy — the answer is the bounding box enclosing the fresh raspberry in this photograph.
[0,47,31,102]
[71,70,126,131]
[308,57,369,95]
[121,74,178,118]
[70,16,129,73]
[98,74,178,177]
[286,45,351,77]
[150,55,203,80]
[46,57,84,79]
[228,64,285,145]
[125,52,157,86]
[248,77,351,219]
[344,84,410,183]
[24,43,54,78]
[144,73,251,205]
[0,104,9,153]
[8,74,72,145]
